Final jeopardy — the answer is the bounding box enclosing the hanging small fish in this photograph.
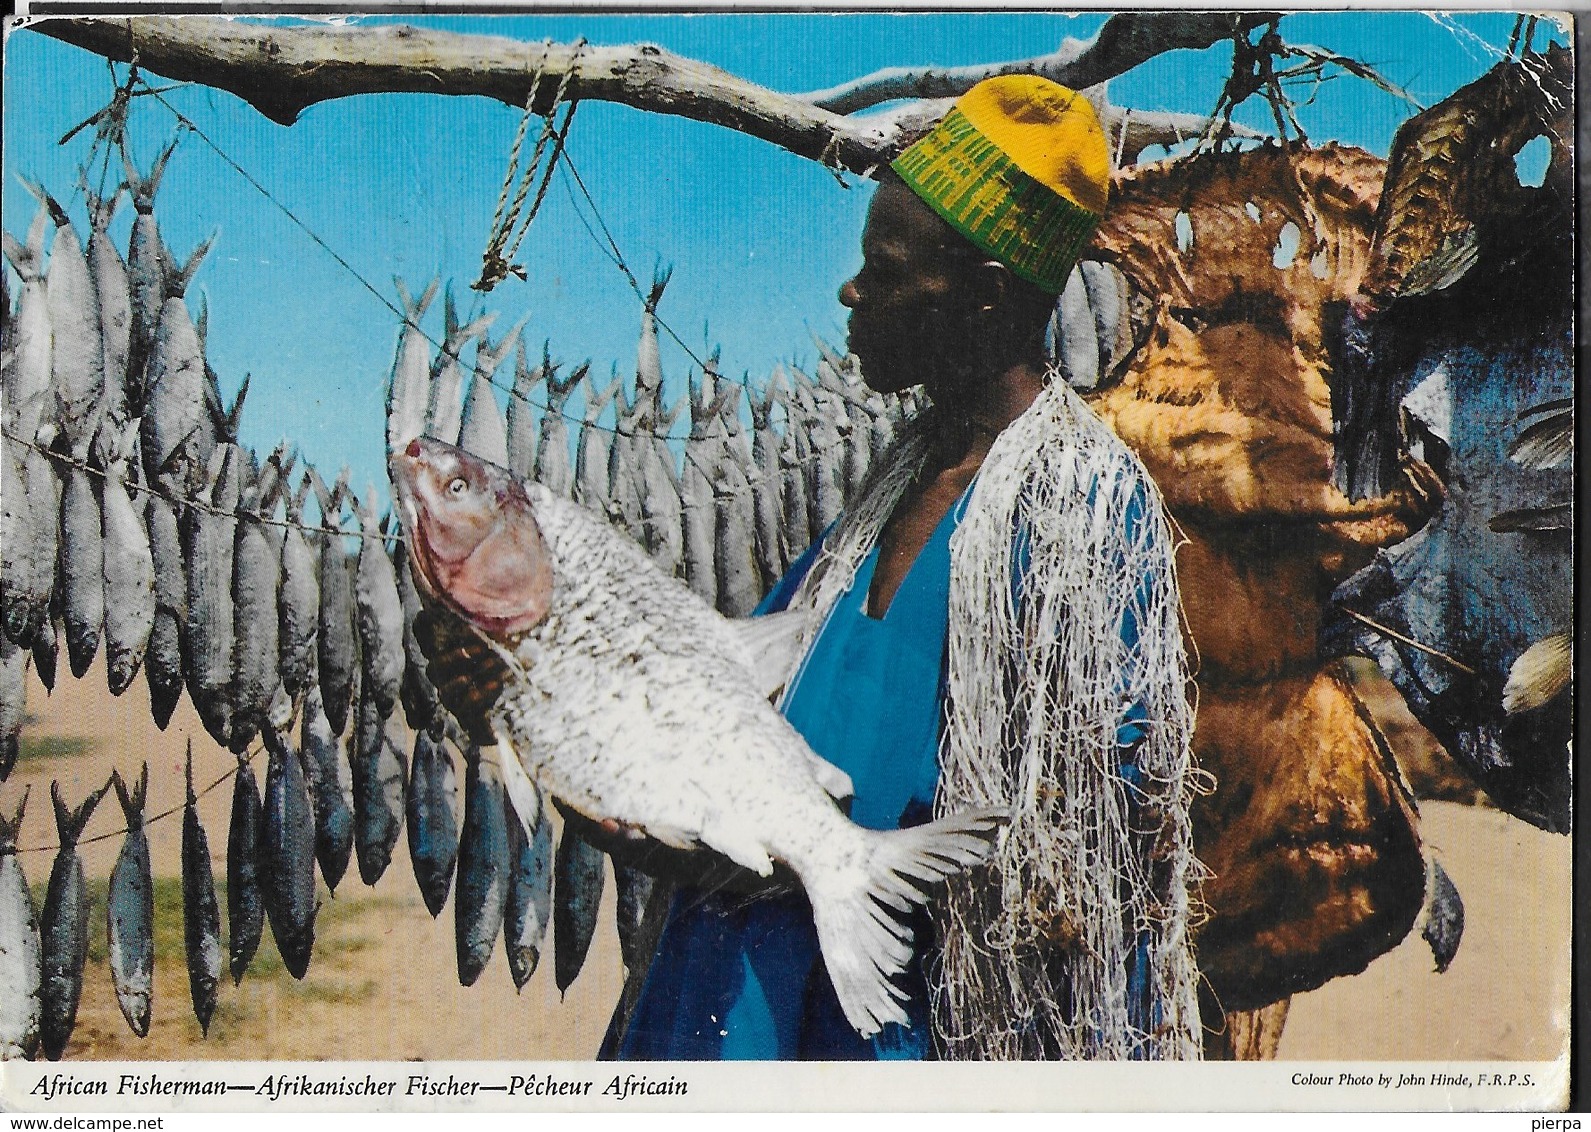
[229,454,285,753]
[277,473,320,708]
[98,421,156,697]
[0,633,26,781]
[32,614,58,695]
[351,691,407,887]
[182,444,240,748]
[386,276,440,459]
[84,186,132,425]
[426,288,495,448]
[0,789,42,1060]
[503,786,553,991]
[405,726,459,919]
[139,236,216,496]
[106,766,154,1038]
[534,355,586,500]
[713,460,761,618]
[1,202,54,445]
[300,683,354,894]
[394,549,443,735]
[454,745,509,987]
[260,726,318,979]
[353,495,405,723]
[226,752,265,986]
[1,431,55,651]
[180,744,222,1036]
[40,779,107,1060]
[504,339,546,480]
[143,489,186,728]
[27,184,103,459]
[552,825,606,995]
[309,468,358,738]
[458,320,523,467]
[123,140,178,414]
[573,372,620,517]
[58,443,105,681]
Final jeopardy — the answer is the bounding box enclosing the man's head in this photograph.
[841,76,1110,401]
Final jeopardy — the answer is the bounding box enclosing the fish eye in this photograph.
[446,477,468,496]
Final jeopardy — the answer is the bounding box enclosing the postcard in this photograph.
[0,6,1573,1113]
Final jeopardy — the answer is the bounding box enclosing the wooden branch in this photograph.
[801,12,1273,114]
[26,14,1272,177]
[27,16,899,173]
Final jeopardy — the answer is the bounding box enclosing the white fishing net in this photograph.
[779,376,1204,1060]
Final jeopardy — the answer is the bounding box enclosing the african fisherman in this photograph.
[599,76,1203,1061]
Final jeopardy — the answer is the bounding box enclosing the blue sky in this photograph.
[2,11,1562,501]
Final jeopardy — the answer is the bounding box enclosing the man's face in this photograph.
[840,177,979,395]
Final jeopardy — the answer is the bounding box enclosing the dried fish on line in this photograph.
[311,469,359,738]
[0,791,42,1060]
[229,461,285,752]
[107,766,154,1038]
[261,726,318,980]
[503,787,553,991]
[182,444,240,748]
[98,423,156,696]
[455,745,510,987]
[226,753,266,986]
[143,490,186,729]
[140,237,216,495]
[386,277,439,459]
[181,745,222,1036]
[458,321,521,467]
[2,204,54,445]
[351,690,407,887]
[406,726,460,919]
[278,474,321,707]
[552,825,606,996]
[41,781,107,1061]
[85,187,132,425]
[301,683,355,894]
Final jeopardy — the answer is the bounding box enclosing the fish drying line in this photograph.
[16,745,263,856]
[97,70,867,504]
[1,428,398,547]
[126,63,741,408]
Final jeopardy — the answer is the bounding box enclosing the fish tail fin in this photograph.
[112,763,149,826]
[51,778,108,847]
[0,785,28,850]
[807,808,1004,1038]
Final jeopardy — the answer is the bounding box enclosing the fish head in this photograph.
[390,437,554,638]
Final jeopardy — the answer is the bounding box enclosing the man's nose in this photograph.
[839,278,859,309]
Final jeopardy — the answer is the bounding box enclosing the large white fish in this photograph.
[390,437,1002,1038]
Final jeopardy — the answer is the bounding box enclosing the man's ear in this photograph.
[971,259,1014,313]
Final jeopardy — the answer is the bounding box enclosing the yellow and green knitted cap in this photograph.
[891,75,1109,295]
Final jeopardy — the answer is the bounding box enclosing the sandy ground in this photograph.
[1,655,1571,1062]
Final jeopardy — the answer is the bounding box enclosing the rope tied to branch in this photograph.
[475,38,586,292]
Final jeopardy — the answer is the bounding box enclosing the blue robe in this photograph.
[604,483,1156,1060]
